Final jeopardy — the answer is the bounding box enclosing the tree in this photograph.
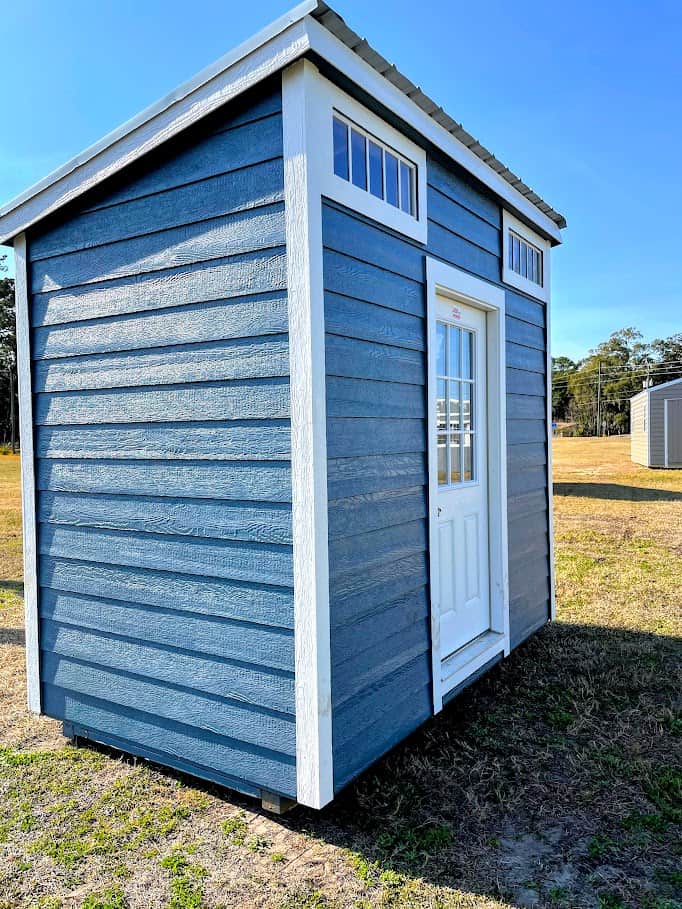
[554,327,682,437]
[0,255,18,451]
[551,356,577,423]
[650,333,682,384]
[568,329,648,435]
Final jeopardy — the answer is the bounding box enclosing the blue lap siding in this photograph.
[324,153,550,791]
[27,81,297,799]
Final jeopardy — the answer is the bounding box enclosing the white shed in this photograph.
[631,378,682,468]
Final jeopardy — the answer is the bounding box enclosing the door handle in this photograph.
[437,506,443,517]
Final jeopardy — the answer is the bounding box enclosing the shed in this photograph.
[631,378,682,468]
[0,1,565,811]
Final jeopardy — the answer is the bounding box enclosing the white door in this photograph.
[434,296,490,658]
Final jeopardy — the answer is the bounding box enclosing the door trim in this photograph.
[426,258,510,713]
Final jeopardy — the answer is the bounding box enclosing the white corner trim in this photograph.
[315,74,427,243]
[545,280,556,619]
[14,233,41,714]
[304,15,562,245]
[425,258,510,714]
[282,59,334,809]
[502,210,551,303]
[0,16,312,244]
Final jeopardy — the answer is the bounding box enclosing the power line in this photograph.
[552,362,682,390]
[552,356,682,375]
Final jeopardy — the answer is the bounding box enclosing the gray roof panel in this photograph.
[311,1,566,229]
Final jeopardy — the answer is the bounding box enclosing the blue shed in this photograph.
[1,1,565,812]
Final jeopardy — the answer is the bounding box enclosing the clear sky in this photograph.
[1,0,680,361]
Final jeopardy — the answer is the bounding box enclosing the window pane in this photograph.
[462,331,473,379]
[463,433,474,481]
[512,235,520,273]
[351,129,367,190]
[369,141,383,198]
[437,434,448,485]
[448,325,460,378]
[537,252,543,285]
[436,322,446,375]
[462,383,472,431]
[399,161,413,214]
[520,240,528,278]
[448,381,461,431]
[333,118,349,180]
[385,152,399,207]
[436,379,447,431]
[450,435,461,484]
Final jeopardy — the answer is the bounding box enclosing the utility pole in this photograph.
[596,360,601,438]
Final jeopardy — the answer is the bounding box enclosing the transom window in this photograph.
[508,230,543,286]
[436,322,476,486]
[332,113,417,217]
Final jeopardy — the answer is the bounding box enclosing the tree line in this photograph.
[552,327,682,436]
[0,257,17,451]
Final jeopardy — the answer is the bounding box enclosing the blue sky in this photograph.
[1,0,680,361]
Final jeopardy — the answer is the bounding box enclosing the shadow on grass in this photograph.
[62,621,682,908]
[0,580,24,596]
[554,481,682,502]
[0,626,25,645]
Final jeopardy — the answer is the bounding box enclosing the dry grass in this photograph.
[0,440,680,909]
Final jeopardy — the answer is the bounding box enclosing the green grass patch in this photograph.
[161,849,208,909]
[221,811,248,846]
[80,886,127,909]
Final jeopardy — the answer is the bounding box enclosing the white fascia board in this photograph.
[304,15,562,245]
[0,10,314,244]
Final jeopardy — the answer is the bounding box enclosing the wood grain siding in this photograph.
[28,82,297,799]
[325,152,551,790]
[322,200,431,791]
[630,395,648,466]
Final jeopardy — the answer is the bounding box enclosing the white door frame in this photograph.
[426,258,510,713]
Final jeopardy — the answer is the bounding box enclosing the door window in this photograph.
[436,322,476,486]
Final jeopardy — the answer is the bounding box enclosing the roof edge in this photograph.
[309,1,565,234]
[0,2,315,245]
[0,0,565,245]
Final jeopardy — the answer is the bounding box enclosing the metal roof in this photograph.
[0,0,565,244]
[310,2,566,230]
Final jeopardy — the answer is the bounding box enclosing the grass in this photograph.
[0,439,680,908]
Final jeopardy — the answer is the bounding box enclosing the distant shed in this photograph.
[0,1,566,811]
[631,378,682,468]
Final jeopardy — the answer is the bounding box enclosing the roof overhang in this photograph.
[0,0,565,247]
